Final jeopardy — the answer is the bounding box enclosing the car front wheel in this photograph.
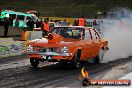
[71,51,81,68]
[30,58,39,68]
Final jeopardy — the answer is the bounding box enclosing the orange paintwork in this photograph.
[29,54,41,58]
[27,26,108,61]
[48,33,64,44]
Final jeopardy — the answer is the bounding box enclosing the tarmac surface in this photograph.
[0,55,132,88]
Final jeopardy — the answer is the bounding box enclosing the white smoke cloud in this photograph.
[102,8,132,63]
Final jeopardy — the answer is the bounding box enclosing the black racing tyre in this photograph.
[94,48,105,64]
[71,51,81,68]
[30,58,39,68]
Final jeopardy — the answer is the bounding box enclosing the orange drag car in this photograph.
[26,26,108,68]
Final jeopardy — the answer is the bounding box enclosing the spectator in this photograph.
[93,19,98,29]
[63,19,69,26]
[41,19,50,37]
[15,18,19,27]
[0,19,4,26]
[9,16,13,26]
[36,19,41,28]
[73,19,78,26]
[80,30,84,39]
[3,17,10,37]
[93,19,97,26]
[45,17,49,22]
[78,16,86,26]
[50,19,53,22]
[26,18,35,31]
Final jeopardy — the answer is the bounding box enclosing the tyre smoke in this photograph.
[102,8,132,63]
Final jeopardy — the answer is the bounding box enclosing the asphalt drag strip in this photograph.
[0,55,132,88]
[0,54,56,70]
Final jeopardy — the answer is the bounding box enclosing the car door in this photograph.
[89,28,101,57]
[83,28,94,59]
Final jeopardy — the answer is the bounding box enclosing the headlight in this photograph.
[56,46,69,53]
[61,46,68,53]
[27,45,33,51]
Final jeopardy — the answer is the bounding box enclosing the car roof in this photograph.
[54,26,94,29]
[54,26,84,28]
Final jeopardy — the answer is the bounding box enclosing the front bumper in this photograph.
[27,51,72,57]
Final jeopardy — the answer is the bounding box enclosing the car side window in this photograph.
[17,15,24,20]
[85,30,91,40]
[90,29,99,40]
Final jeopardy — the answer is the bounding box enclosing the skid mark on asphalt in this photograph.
[34,73,81,88]
[35,57,132,87]
[0,57,132,87]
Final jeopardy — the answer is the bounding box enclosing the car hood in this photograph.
[27,33,80,47]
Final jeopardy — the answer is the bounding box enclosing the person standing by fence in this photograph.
[73,19,78,26]
[26,18,35,31]
[3,17,10,38]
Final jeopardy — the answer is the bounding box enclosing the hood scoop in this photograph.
[30,38,48,43]
[48,33,63,43]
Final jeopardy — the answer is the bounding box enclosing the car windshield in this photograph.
[49,27,84,39]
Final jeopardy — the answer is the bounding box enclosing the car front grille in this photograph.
[33,47,57,52]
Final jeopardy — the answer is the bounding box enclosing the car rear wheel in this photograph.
[94,48,105,64]
[30,58,39,68]
[71,51,81,68]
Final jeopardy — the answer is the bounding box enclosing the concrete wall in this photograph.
[24,31,43,40]
[0,26,22,37]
